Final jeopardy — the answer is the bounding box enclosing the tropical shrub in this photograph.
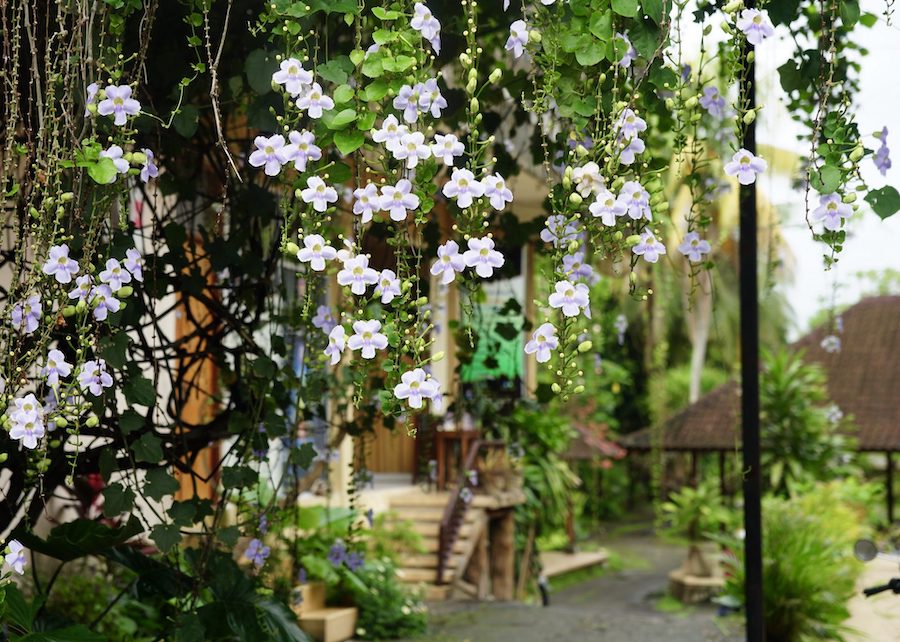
[660,480,732,542]
[342,558,428,641]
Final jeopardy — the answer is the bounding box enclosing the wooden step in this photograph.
[389,492,452,508]
[410,520,478,538]
[401,553,463,569]
[388,506,479,523]
[419,537,465,554]
[298,607,357,642]
[423,584,451,601]
[397,567,455,583]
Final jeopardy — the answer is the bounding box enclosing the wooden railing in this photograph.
[436,438,504,584]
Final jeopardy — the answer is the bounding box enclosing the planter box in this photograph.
[298,607,358,642]
[291,581,326,617]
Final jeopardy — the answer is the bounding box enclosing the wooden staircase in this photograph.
[387,492,487,601]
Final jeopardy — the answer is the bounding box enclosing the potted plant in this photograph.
[478,449,510,494]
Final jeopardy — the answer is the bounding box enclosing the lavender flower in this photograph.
[562,251,597,283]
[615,108,647,140]
[97,85,141,126]
[78,359,114,396]
[540,214,580,246]
[42,244,80,284]
[393,131,431,169]
[348,320,389,359]
[443,169,485,208]
[411,3,441,53]
[380,179,420,221]
[460,487,473,504]
[337,255,379,295]
[90,284,121,321]
[589,189,626,226]
[616,136,645,165]
[874,127,891,176]
[724,148,766,185]
[573,162,605,198]
[352,183,380,224]
[139,148,158,183]
[312,305,336,333]
[432,133,465,166]
[328,541,347,567]
[85,82,99,116]
[821,334,841,353]
[300,176,339,212]
[100,145,130,179]
[245,538,271,568]
[632,230,667,263]
[462,237,505,278]
[614,314,628,345]
[296,83,334,119]
[8,394,45,449]
[11,294,41,334]
[506,20,528,59]
[375,269,402,304]
[297,234,338,272]
[419,78,447,119]
[736,9,775,46]
[68,275,93,302]
[249,135,288,177]
[677,232,712,262]
[618,181,652,220]
[811,193,852,232]
[372,115,407,152]
[616,32,637,68]
[393,368,441,409]
[4,540,26,575]
[99,258,132,291]
[272,58,313,95]
[346,551,365,572]
[430,240,466,285]
[524,322,559,363]
[259,514,269,535]
[699,86,726,119]
[325,325,347,366]
[483,174,514,211]
[123,248,144,283]
[548,280,590,318]
[365,508,375,527]
[43,349,73,387]
[393,84,424,123]
[284,130,322,172]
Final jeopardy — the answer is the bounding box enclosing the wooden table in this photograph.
[434,429,479,491]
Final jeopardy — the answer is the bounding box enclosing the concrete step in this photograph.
[298,607,357,642]
[423,584,451,601]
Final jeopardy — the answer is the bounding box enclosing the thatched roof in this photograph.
[620,296,900,453]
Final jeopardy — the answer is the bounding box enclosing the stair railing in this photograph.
[436,438,504,584]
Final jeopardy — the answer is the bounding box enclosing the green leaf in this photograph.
[119,409,144,434]
[222,465,258,489]
[132,432,163,463]
[382,54,416,73]
[316,57,353,84]
[588,12,612,40]
[288,442,318,469]
[356,111,376,132]
[372,28,398,44]
[144,467,180,501]
[328,108,357,130]
[349,49,365,66]
[332,84,354,104]
[245,49,278,95]
[839,0,860,27]
[361,80,389,102]
[372,6,401,19]
[643,0,666,24]
[88,157,118,185]
[172,105,199,138]
[102,483,135,517]
[812,165,842,193]
[168,501,197,526]
[575,40,605,67]
[865,186,900,219]
[12,517,143,562]
[334,129,365,155]
[328,162,353,184]
[859,11,878,27]
[216,526,241,548]
[361,55,383,78]
[150,523,182,553]
[99,449,116,482]
[18,625,106,641]
[99,332,129,369]
[612,0,639,17]
[175,614,206,642]
[124,375,156,406]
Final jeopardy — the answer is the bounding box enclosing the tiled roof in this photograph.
[620,296,900,453]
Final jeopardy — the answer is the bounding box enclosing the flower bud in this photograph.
[466,78,477,94]
[569,192,583,206]
[626,234,641,246]
[432,351,445,363]
[489,68,503,84]
[573,385,585,394]
[459,52,472,67]
[469,97,479,112]
[614,230,623,241]
[575,145,588,157]
[117,286,134,298]
[85,415,100,428]
[721,22,733,35]
[29,207,40,219]
[55,417,68,428]
[468,68,478,83]
[416,296,429,306]
[60,192,75,202]
[723,0,743,13]
[75,300,87,313]
[577,340,593,353]
[131,151,147,165]
[665,98,675,111]
[611,177,625,191]
[842,192,857,203]
[63,305,77,317]
[685,96,698,109]
[742,110,756,125]
[849,146,864,162]
[528,30,541,43]
[567,239,581,254]
[86,103,97,114]
[285,241,300,255]
[551,382,562,394]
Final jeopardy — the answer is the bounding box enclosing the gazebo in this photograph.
[620,295,900,522]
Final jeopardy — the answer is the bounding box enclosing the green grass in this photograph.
[653,593,696,618]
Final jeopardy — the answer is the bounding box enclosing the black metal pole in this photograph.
[739,13,765,641]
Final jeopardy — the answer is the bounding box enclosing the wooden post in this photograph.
[690,451,699,486]
[718,450,726,499]
[465,525,490,600]
[515,522,536,600]
[887,452,895,524]
[490,510,516,600]
[565,496,576,554]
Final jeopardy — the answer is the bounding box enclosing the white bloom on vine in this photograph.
[272,57,313,96]
[411,3,441,53]
[419,78,447,119]
[99,258,132,290]
[572,162,604,198]
[430,241,466,284]
[548,280,590,318]
[99,145,130,180]
[249,135,288,177]
[43,349,72,387]
[365,43,380,58]
[540,214,580,247]
[462,237,505,278]
[4,540,27,575]
[283,130,322,172]
[506,20,528,59]
[324,325,346,366]
[615,108,647,140]
[432,133,464,166]
[724,148,766,185]
[8,393,44,450]
[380,179,421,221]
[375,269,402,304]
[97,85,140,126]
[541,0,557,4]
[139,148,158,183]
[91,284,121,321]
[524,322,558,363]
[483,174,514,211]
[810,193,853,232]
[348,319,389,359]
[337,255,379,295]
[616,136,645,165]
[442,168,485,208]
[617,181,652,220]
[736,9,774,46]
[699,86,726,119]
[42,244,80,284]
[85,82,99,116]
[300,176,339,212]
[78,359,114,397]
[616,32,637,68]
[124,248,144,283]
[353,183,381,223]
[562,251,597,284]
[11,294,41,334]
[68,275,93,302]
[677,232,711,263]
[297,234,337,271]
[372,115,408,152]
[393,368,441,409]
[296,83,334,119]
[393,131,431,169]
[632,230,667,263]
[394,84,425,124]
[589,189,626,226]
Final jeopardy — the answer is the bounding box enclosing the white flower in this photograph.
[462,236,505,278]
[394,84,424,123]
[724,148,767,185]
[325,326,346,365]
[372,115,408,152]
[380,179,421,221]
[4,540,26,575]
[506,20,528,59]
[617,32,637,68]
[296,83,334,119]
[736,8,775,46]
[430,240,466,285]
[42,349,73,387]
[617,181,652,220]
[483,174,514,211]
[677,232,711,263]
[393,131,431,169]
[615,108,647,140]
[411,3,441,53]
[272,58,313,95]
[375,269,402,304]
[616,136,645,165]
[42,244,80,284]
[524,322,558,363]
[99,145,130,179]
[348,319,389,359]
[548,280,590,318]
[540,214,580,246]
[562,251,597,284]
[589,189,627,226]
[353,183,381,224]
[442,168,485,209]
[337,255,379,295]
[419,78,447,119]
[572,161,605,198]
[283,130,322,172]
[297,234,337,271]
[811,193,853,232]
[431,133,465,166]
[393,368,441,409]
[300,176,338,212]
[632,230,667,263]
[249,135,288,176]
[8,394,45,450]
[97,85,141,126]
[99,258,132,290]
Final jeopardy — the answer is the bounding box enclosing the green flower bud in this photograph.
[723,0,743,13]
[575,145,588,157]
[567,239,581,254]
[685,96,698,109]
[459,52,472,67]
[416,296,429,306]
[569,192,583,206]
[528,30,541,43]
[468,68,478,83]
[466,78,477,94]
[131,151,148,165]
[432,351,445,363]
[577,341,593,353]
[551,382,562,394]
[469,97,479,112]
[86,103,97,114]
[489,68,503,84]
[49,439,61,449]
[117,286,134,298]
[75,300,87,313]
[285,241,300,255]
[849,147,864,162]
[29,207,40,219]
[63,305,77,317]
[842,192,857,203]
[742,110,756,125]
[626,234,641,246]
[721,22,733,35]
[614,230,623,241]
[0,453,7,464]
[60,192,75,202]
[85,415,99,428]
[55,417,68,428]
[573,385,585,395]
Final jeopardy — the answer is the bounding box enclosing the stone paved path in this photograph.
[407,527,743,642]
